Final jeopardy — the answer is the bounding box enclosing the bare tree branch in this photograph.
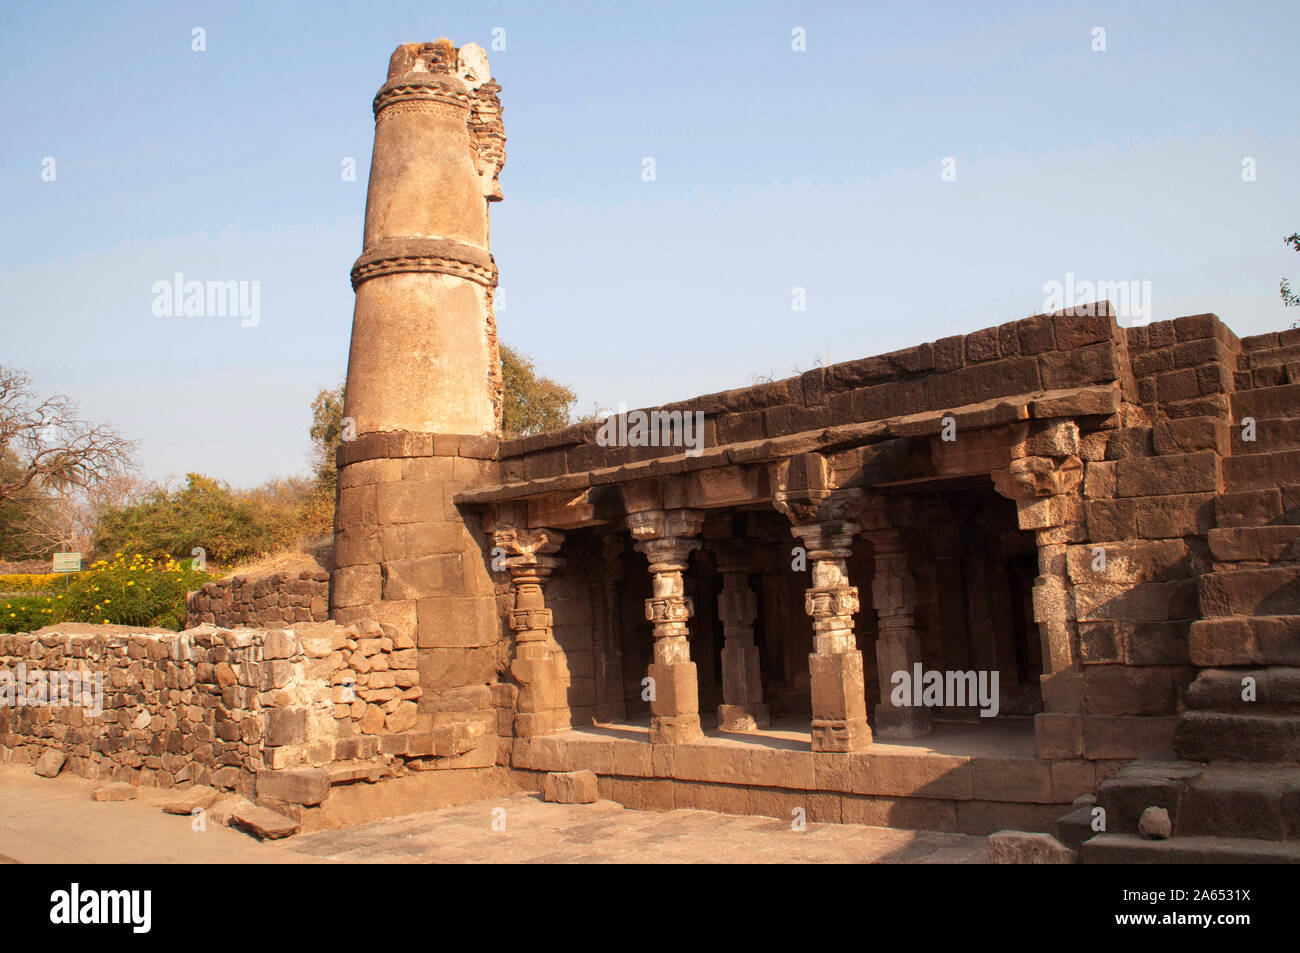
[0,365,138,506]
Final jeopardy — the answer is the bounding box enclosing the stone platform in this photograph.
[511,716,1091,835]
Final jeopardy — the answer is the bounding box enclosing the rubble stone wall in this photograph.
[0,619,494,812]
[185,570,330,629]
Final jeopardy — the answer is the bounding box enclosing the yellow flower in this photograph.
[126,581,134,587]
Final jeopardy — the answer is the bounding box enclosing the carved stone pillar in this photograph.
[629,508,705,744]
[713,541,769,732]
[790,519,873,751]
[860,522,932,739]
[493,525,567,737]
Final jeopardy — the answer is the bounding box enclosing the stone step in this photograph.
[1245,343,1300,369]
[1230,417,1300,453]
[1198,565,1300,617]
[1100,761,1300,840]
[1241,330,1300,354]
[1185,667,1300,712]
[1224,450,1300,492]
[1055,804,1097,853]
[1189,615,1300,666]
[1175,710,1300,762]
[1230,381,1300,421]
[1081,833,1300,864]
[1176,765,1300,840]
[1208,525,1300,563]
[1097,757,1203,834]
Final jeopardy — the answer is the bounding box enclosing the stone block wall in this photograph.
[1234,328,1300,391]
[1125,314,1241,418]
[330,438,505,770]
[494,306,1131,482]
[185,570,330,629]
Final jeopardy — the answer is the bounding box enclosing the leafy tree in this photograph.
[308,383,345,492]
[500,344,577,436]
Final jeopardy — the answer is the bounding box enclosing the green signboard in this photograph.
[52,552,81,573]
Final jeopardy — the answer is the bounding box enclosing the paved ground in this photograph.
[0,764,988,864]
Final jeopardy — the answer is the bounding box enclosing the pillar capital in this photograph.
[491,525,565,577]
[627,507,705,544]
[790,519,860,560]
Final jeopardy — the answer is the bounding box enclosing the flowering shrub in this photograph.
[1,595,59,632]
[0,573,72,594]
[0,573,72,632]
[59,553,211,629]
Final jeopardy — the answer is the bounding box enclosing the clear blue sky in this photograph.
[2,0,1297,485]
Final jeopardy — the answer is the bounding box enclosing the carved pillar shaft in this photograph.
[791,520,872,752]
[865,527,932,739]
[715,545,769,732]
[494,526,567,738]
[630,509,704,744]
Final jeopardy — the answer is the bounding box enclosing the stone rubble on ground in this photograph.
[1138,805,1173,839]
[91,781,137,802]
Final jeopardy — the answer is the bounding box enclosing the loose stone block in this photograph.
[541,769,599,804]
[92,782,138,802]
[229,804,301,840]
[34,749,67,778]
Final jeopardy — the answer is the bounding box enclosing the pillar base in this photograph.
[717,703,770,733]
[807,650,870,752]
[650,714,704,745]
[514,710,571,738]
[811,716,873,752]
[873,704,933,739]
[647,661,702,744]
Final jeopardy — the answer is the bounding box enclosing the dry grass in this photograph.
[219,535,333,579]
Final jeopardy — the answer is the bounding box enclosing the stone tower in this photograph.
[331,40,505,758]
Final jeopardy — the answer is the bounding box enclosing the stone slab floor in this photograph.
[0,765,987,864]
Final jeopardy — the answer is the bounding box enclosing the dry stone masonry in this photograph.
[186,570,330,628]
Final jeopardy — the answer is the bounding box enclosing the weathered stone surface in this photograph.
[256,769,330,806]
[34,749,67,778]
[92,782,138,802]
[987,830,1076,864]
[228,803,301,840]
[542,769,600,804]
[160,785,224,815]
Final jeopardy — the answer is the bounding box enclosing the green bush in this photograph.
[92,473,306,567]
[0,594,64,632]
[59,553,211,629]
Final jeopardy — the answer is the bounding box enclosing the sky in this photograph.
[1,0,1297,486]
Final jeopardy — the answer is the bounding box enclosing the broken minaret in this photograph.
[332,40,505,757]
